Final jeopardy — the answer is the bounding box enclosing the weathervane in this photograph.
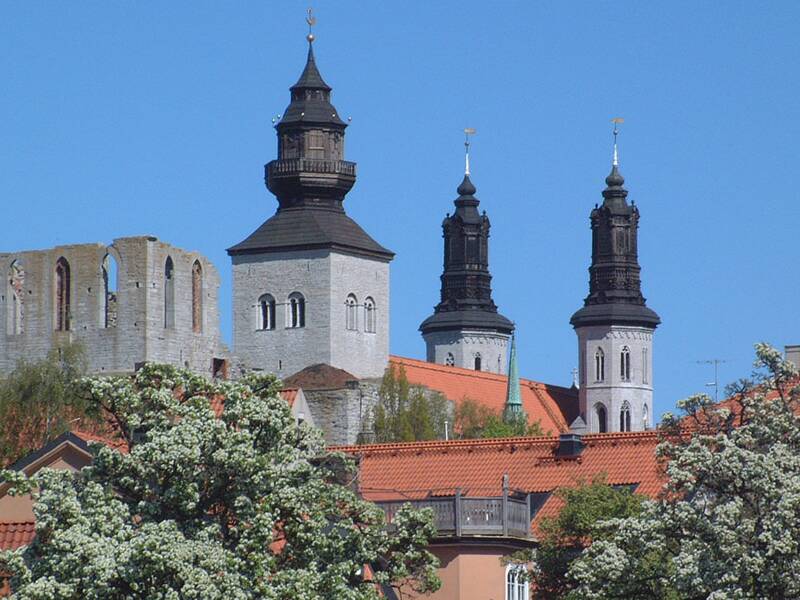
[611,117,624,167]
[306,7,316,43]
[464,127,476,175]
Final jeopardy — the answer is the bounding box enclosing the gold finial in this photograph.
[306,8,316,43]
[464,127,476,175]
[611,117,624,167]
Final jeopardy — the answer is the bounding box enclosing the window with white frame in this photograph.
[364,296,376,333]
[288,292,305,328]
[258,294,276,330]
[505,565,528,600]
[345,294,358,330]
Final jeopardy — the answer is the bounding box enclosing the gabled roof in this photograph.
[389,356,576,434]
[284,363,358,390]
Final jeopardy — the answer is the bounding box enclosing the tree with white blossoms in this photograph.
[568,343,800,599]
[0,364,440,599]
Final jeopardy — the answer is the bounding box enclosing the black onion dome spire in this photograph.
[228,35,392,261]
[570,151,660,329]
[420,171,513,335]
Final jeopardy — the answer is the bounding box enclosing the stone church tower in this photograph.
[570,142,660,433]
[228,34,393,379]
[420,155,513,373]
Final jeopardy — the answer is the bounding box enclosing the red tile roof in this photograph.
[336,431,663,503]
[0,521,35,550]
[389,356,576,434]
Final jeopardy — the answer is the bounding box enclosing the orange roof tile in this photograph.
[336,431,663,504]
[0,521,35,550]
[389,356,575,434]
[280,388,299,407]
[210,389,298,416]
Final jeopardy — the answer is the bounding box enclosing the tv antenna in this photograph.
[464,127,476,175]
[696,358,728,402]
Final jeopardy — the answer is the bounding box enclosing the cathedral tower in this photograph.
[570,133,660,432]
[420,141,513,373]
[228,32,393,379]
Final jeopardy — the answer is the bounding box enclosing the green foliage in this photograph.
[506,476,643,599]
[455,398,543,439]
[0,343,91,466]
[569,343,800,599]
[0,363,440,599]
[371,365,450,443]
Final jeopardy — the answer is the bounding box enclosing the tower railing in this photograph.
[267,158,356,177]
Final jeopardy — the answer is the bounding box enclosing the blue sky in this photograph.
[2,2,799,420]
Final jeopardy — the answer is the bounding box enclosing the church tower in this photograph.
[420,139,513,373]
[570,130,660,432]
[228,31,393,379]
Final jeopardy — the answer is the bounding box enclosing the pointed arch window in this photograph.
[7,260,24,335]
[164,257,175,329]
[102,254,118,328]
[642,347,649,384]
[55,257,71,331]
[191,260,203,333]
[259,294,276,330]
[364,297,376,333]
[474,352,482,371]
[642,404,649,430]
[594,348,605,382]
[595,403,608,433]
[288,292,305,328]
[620,346,631,381]
[620,401,632,432]
[345,294,358,331]
[445,352,455,367]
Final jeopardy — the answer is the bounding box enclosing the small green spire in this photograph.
[504,335,523,420]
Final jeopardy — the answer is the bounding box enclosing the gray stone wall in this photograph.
[231,249,389,380]
[576,324,654,433]
[0,237,228,376]
[423,329,510,374]
[303,379,382,446]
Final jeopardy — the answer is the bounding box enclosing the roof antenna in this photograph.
[464,127,476,175]
[611,117,624,167]
[306,7,316,43]
[696,358,728,402]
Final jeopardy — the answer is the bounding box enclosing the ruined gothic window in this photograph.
[595,348,605,382]
[7,260,24,335]
[192,260,203,333]
[620,401,631,432]
[445,352,455,367]
[55,257,71,331]
[474,352,482,371]
[259,294,276,330]
[505,565,528,600]
[288,292,305,328]
[345,294,358,330]
[102,253,118,328]
[595,403,608,433]
[164,257,175,329]
[620,346,631,381]
[364,297,376,333]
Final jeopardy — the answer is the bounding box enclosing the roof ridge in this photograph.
[334,434,559,454]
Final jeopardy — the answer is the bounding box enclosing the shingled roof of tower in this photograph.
[283,363,359,390]
[389,356,577,434]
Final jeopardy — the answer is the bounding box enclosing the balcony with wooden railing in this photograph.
[266,158,356,178]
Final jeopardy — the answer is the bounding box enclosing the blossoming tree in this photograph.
[0,364,440,599]
[569,344,800,599]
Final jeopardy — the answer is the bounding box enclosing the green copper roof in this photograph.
[504,335,522,417]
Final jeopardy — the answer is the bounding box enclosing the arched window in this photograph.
[288,292,305,328]
[642,404,649,430]
[642,347,649,384]
[364,297,376,333]
[345,294,358,330]
[474,353,482,371]
[55,257,71,331]
[164,257,175,329]
[192,260,203,333]
[445,352,455,367]
[594,348,605,382]
[7,260,24,335]
[102,254,118,328]
[505,565,529,600]
[620,401,631,432]
[259,294,276,330]
[620,346,631,381]
[595,403,608,433]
